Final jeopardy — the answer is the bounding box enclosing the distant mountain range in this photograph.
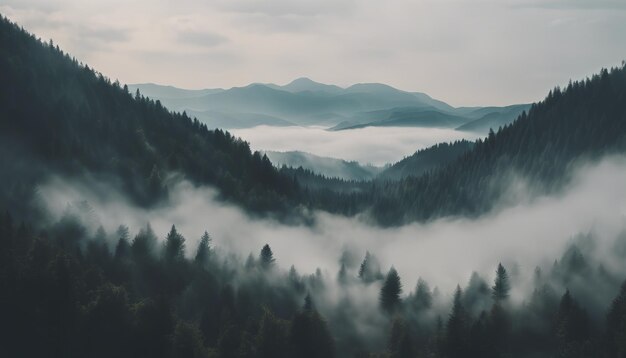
[129,80,530,134]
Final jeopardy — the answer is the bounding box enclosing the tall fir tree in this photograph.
[380,267,403,314]
[358,251,383,283]
[289,295,335,358]
[260,244,275,269]
[492,263,511,302]
[164,224,185,261]
[412,278,433,311]
[194,231,211,265]
[446,285,468,358]
[605,280,626,357]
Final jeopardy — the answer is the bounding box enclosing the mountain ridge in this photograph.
[129,81,526,132]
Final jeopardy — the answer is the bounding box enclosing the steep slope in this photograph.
[313,64,626,225]
[127,83,223,100]
[344,82,456,112]
[456,104,531,133]
[0,17,299,220]
[378,140,475,180]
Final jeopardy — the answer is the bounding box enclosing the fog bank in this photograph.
[231,125,480,165]
[39,156,626,299]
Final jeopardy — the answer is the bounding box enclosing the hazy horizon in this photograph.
[2,0,625,107]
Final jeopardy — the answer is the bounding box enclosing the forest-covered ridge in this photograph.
[308,61,626,225]
[0,15,301,222]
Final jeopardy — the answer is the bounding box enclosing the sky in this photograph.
[2,0,625,106]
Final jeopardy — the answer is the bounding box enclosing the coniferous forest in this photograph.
[3,210,626,357]
[2,12,626,358]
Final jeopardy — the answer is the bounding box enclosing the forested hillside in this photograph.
[311,63,626,225]
[0,16,299,221]
[378,140,474,181]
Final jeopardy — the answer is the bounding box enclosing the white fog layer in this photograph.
[230,125,480,165]
[39,155,626,300]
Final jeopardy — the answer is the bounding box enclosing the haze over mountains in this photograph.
[263,151,383,181]
[129,79,530,133]
[263,140,475,182]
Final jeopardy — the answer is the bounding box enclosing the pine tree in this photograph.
[446,285,468,358]
[289,295,335,358]
[114,237,130,260]
[358,251,383,283]
[303,292,315,312]
[464,272,491,315]
[94,226,107,242]
[245,253,256,270]
[194,231,211,265]
[492,263,511,302]
[259,244,275,269]
[256,309,289,358]
[412,278,433,311]
[358,251,370,279]
[606,280,626,357]
[131,223,157,260]
[555,290,590,357]
[116,225,129,242]
[164,224,185,261]
[380,267,403,314]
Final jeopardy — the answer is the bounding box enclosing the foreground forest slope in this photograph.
[0,17,299,221]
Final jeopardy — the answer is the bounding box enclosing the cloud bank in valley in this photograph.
[231,125,480,166]
[39,155,626,300]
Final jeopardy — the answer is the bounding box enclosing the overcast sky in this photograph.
[2,0,625,106]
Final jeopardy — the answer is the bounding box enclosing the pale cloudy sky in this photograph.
[1,0,625,106]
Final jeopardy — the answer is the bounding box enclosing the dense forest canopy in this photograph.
[3,207,626,357]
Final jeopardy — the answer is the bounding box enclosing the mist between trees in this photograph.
[1,155,624,357]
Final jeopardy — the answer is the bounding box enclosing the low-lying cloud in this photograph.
[30,153,626,355]
[231,125,480,166]
[39,155,626,301]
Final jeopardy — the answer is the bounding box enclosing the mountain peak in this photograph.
[281,77,343,94]
[287,77,318,85]
[345,82,401,94]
